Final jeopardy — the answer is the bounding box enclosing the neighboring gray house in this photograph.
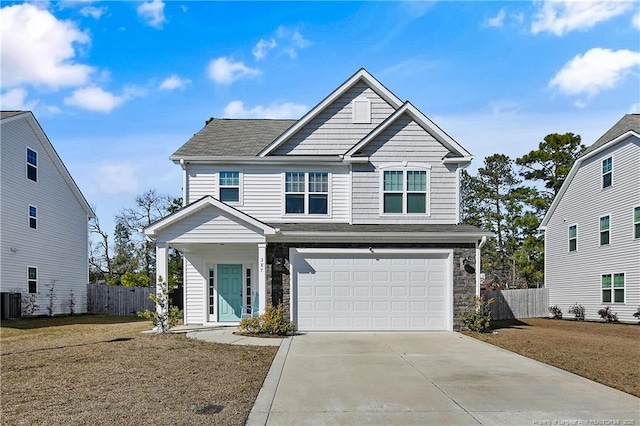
[0,111,94,317]
[144,69,492,331]
[541,114,640,323]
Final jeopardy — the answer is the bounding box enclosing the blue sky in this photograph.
[1,0,639,236]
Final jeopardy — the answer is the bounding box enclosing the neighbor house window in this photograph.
[27,148,37,182]
[602,273,624,303]
[284,172,328,215]
[568,224,577,252]
[28,267,37,294]
[602,157,612,188]
[382,170,428,214]
[634,207,640,239]
[599,215,610,245]
[219,171,240,203]
[29,205,37,229]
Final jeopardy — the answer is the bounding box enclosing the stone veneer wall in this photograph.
[265,242,477,331]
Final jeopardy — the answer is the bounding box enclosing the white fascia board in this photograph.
[171,156,344,165]
[540,130,639,229]
[292,247,454,255]
[5,112,96,218]
[257,69,403,157]
[443,156,474,165]
[269,231,493,243]
[344,102,472,159]
[144,196,276,236]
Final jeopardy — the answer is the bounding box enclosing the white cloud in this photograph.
[79,6,107,19]
[94,162,139,195]
[207,57,261,84]
[0,87,36,110]
[486,9,506,28]
[489,99,520,116]
[531,1,633,36]
[63,85,144,113]
[137,0,166,29]
[630,102,640,113]
[159,75,191,90]
[223,100,307,119]
[0,3,93,89]
[252,38,277,60]
[549,48,640,97]
[276,26,310,58]
[633,11,640,29]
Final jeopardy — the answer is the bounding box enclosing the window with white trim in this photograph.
[284,172,328,215]
[27,148,37,182]
[602,157,612,188]
[602,273,624,304]
[219,171,240,203]
[28,267,37,294]
[382,169,428,214]
[634,207,640,239]
[29,205,37,229]
[352,97,371,124]
[568,224,577,252]
[599,215,610,246]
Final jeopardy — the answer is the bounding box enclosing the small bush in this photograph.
[568,303,585,321]
[548,305,562,319]
[597,306,618,323]
[137,279,182,332]
[461,296,494,333]
[238,304,297,336]
[633,307,640,324]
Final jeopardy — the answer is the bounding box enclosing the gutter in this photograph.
[170,155,344,164]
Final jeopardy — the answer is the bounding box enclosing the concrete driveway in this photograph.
[247,332,639,425]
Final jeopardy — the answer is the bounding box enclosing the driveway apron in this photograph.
[247,332,640,425]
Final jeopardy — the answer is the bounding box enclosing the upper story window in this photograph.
[219,171,240,203]
[285,172,328,215]
[382,169,429,214]
[599,215,610,246]
[568,224,577,252]
[634,207,640,239]
[27,147,37,182]
[28,267,37,294]
[352,97,371,124]
[602,157,612,188]
[602,273,624,304]
[29,205,37,229]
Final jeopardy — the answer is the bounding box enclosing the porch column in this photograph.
[258,243,267,314]
[156,242,168,315]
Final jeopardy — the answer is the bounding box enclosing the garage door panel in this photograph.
[295,252,450,331]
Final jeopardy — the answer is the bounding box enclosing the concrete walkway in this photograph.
[247,332,640,425]
[172,325,284,346]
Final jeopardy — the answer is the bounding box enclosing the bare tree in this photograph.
[88,209,112,283]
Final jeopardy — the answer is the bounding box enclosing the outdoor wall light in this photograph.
[273,257,283,272]
[462,258,475,274]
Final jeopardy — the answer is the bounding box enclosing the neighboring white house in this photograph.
[144,69,492,331]
[541,114,639,323]
[0,111,94,317]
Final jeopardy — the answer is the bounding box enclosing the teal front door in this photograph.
[217,264,242,322]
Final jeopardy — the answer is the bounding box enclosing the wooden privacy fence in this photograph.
[484,288,549,320]
[87,284,155,316]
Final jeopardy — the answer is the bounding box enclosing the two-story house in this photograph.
[541,114,639,323]
[144,69,492,331]
[0,111,94,318]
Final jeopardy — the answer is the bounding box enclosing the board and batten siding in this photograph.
[183,245,258,325]
[273,82,397,155]
[545,136,640,323]
[185,165,350,223]
[0,118,90,315]
[352,115,458,224]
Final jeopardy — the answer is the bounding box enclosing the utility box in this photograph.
[1,293,22,320]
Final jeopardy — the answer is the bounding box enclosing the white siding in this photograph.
[0,118,89,315]
[274,82,396,155]
[185,164,350,223]
[352,114,458,224]
[545,136,640,323]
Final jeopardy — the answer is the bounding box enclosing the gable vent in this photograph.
[352,97,371,124]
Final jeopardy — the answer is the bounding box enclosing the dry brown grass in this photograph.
[465,318,640,397]
[0,316,277,425]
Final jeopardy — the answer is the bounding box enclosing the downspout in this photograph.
[476,236,487,296]
[179,158,187,324]
[179,159,187,207]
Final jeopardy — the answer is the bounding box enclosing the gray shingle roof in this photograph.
[172,118,297,157]
[271,222,491,235]
[1,111,26,120]
[582,114,640,156]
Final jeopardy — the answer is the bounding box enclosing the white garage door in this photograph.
[292,250,451,331]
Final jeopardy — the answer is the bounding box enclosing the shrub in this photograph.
[461,296,494,333]
[568,303,585,321]
[548,305,562,319]
[633,307,640,324]
[239,304,297,336]
[137,279,182,332]
[597,306,618,323]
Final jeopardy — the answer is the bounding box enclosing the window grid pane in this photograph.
[602,290,611,303]
[285,194,304,214]
[614,289,624,303]
[407,193,426,213]
[384,193,403,213]
[602,157,612,173]
[285,172,305,193]
[308,172,328,193]
[27,149,37,166]
[568,225,576,239]
[613,273,624,287]
[309,194,328,214]
[407,171,426,192]
[601,274,611,288]
[219,171,239,187]
[600,216,610,231]
[383,171,403,191]
[28,267,37,280]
